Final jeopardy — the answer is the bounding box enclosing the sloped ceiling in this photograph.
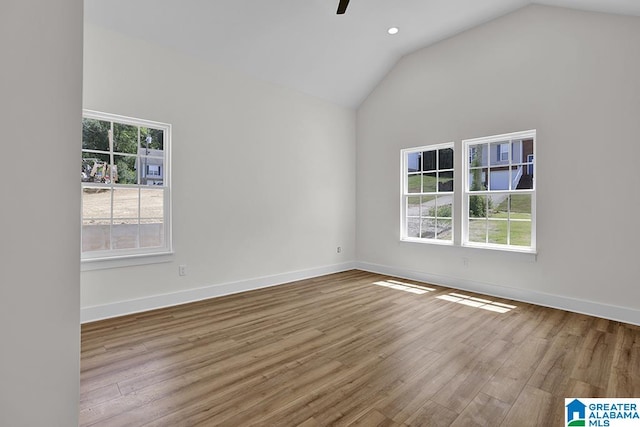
[85,0,640,108]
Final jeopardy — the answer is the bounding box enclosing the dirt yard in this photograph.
[82,188,164,221]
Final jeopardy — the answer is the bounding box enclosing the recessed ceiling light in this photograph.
[387,27,399,35]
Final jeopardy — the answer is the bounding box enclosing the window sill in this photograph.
[81,251,174,271]
[461,243,537,262]
[400,237,454,246]
[462,242,536,254]
[399,239,537,261]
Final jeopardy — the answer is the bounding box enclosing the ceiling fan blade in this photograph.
[336,0,350,14]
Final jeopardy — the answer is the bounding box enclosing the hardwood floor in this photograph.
[80,270,640,426]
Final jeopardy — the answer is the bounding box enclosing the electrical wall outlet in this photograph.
[337,246,342,254]
[178,265,187,276]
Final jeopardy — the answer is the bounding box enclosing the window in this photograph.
[146,165,161,177]
[400,130,536,254]
[401,143,454,243]
[497,143,509,162]
[464,130,535,251]
[81,110,171,260]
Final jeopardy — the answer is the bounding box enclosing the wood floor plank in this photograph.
[606,324,640,397]
[499,385,554,426]
[431,338,514,413]
[450,392,510,426]
[571,328,617,390]
[79,270,640,427]
[527,332,584,396]
[481,336,549,404]
[403,400,458,427]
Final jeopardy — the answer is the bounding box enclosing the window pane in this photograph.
[510,221,532,246]
[82,118,110,152]
[422,173,437,192]
[141,220,164,248]
[82,187,111,252]
[112,222,138,250]
[468,168,486,191]
[422,150,436,171]
[83,188,111,221]
[407,152,420,172]
[114,155,138,185]
[407,174,421,193]
[439,148,453,170]
[421,218,436,239]
[113,123,138,154]
[142,155,164,186]
[511,140,523,163]
[521,139,534,163]
[468,219,487,243]
[436,197,452,218]
[488,168,509,190]
[141,128,164,151]
[487,220,508,244]
[82,154,109,183]
[526,157,534,176]
[407,196,421,217]
[438,171,453,192]
[515,164,533,190]
[469,144,487,167]
[407,218,420,238]
[492,194,510,218]
[140,188,164,248]
[113,188,139,220]
[490,141,509,166]
[437,219,452,240]
[82,220,110,252]
[489,194,505,216]
[469,195,487,218]
[421,195,436,217]
[140,188,164,218]
[510,194,532,218]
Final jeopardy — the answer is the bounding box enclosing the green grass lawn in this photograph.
[496,194,531,213]
[486,194,532,245]
[409,178,532,246]
[407,174,452,193]
[469,218,531,246]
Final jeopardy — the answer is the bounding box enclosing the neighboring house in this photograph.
[136,148,164,185]
[470,138,534,190]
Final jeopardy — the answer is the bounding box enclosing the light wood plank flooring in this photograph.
[80,270,640,426]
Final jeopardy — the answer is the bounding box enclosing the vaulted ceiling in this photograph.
[85,0,640,108]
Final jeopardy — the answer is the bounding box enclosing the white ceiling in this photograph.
[85,0,640,108]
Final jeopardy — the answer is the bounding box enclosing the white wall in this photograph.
[357,5,640,323]
[81,24,356,320]
[0,1,82,426]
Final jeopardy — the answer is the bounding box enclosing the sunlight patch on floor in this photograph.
[436,292,516,313]
[372,280,435,295]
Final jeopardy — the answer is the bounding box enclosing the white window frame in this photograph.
[400,142,455,245]
[462,130,536,253]
[81,110,172,262]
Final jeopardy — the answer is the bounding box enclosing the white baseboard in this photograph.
[81,262,357,323]
[355,261,640,326]
[82,260,640,326]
